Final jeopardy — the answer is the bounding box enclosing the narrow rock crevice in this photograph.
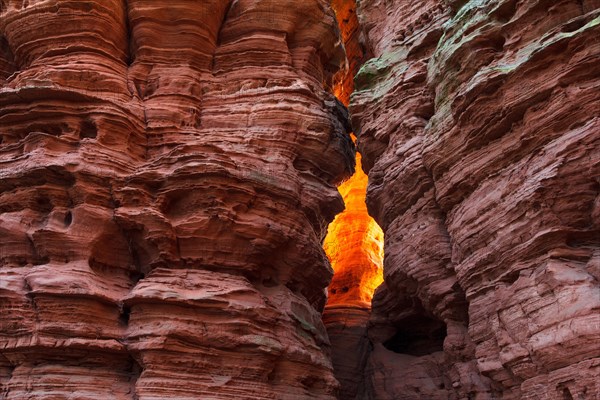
[0,34,17,81]
[1,1,598,399]
[128,357,142,400]
[123,0,135,66]
[323,2,383,399]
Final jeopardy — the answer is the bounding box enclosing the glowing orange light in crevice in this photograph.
[330,0,365,105]
[324,137,384,307]
[325,0,384,308]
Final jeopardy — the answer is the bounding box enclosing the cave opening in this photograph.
[382,314,447,356]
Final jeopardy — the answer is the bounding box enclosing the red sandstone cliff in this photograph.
[0,1,355,398]
[352,0,600,399]
[1,0,599,399]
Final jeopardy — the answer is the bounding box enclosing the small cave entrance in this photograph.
[383,314,447,356]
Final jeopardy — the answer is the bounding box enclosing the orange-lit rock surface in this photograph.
[324,141,384,308]
[330,0,368,106]
[352,0,600,399]
[0,1,355,399]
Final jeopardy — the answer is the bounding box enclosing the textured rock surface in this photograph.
[0,1,355,398]
[2,0,599,399]
[322,306,371,399]
[353,0,600,399]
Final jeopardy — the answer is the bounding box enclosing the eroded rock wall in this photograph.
[352,0,600,399]
[0,1,355,399]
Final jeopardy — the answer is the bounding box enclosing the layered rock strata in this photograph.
[0,1,355,399]
[352,0,600,399]
[2,0,599,399]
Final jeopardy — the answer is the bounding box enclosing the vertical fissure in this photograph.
[322,1,382,398]
[325,0,383,312]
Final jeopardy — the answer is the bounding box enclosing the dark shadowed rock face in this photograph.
[0,1,355,399]
[352,0,600,399]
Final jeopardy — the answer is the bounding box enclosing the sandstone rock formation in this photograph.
[1,0,599,399]
[0,1,355,398]
[352,0,600,398]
